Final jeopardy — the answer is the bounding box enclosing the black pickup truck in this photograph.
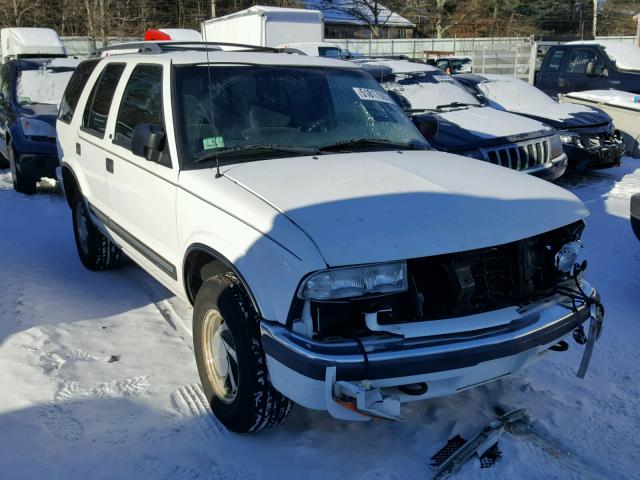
[536,43,640,98]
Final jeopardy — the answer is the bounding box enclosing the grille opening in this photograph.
[309,221,585,340]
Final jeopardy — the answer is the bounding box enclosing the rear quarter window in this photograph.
[58,59,99,124]
[82,63,125,137]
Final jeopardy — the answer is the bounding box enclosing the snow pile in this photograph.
[564,89,640,111]
[16,68,74,106]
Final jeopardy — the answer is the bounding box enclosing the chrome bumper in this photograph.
[261,284,600,383]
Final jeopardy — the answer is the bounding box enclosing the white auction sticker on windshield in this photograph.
[433,75,454,82]
[353,87,395,104]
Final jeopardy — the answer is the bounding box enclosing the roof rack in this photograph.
[91,41,286,58]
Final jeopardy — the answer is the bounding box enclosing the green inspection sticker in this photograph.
[203,136,224,149]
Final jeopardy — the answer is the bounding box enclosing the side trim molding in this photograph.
[89,202,178,280]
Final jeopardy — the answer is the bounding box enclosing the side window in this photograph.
[436,60,448,71]
[565,49,605,75]
[114,64,163,149]
[547,50,565,73]
[59,59,99,124]
[82,63,125,137]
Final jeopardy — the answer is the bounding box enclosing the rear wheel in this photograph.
[193,273,292,433]
[71,193,121,270]
[8,144,36,195]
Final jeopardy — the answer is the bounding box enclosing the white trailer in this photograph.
[201,5,324,48]
[1,28,66,63]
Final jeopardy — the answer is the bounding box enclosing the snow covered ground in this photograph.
[1,161,639,480]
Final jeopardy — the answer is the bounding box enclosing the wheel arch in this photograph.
[60,162,80,208]
[183,243,261,316]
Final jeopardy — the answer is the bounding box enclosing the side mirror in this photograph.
[132,124,166,162]
[412,113,439,141]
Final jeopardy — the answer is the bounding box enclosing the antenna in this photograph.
[202,28,222,178]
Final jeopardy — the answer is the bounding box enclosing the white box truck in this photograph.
[201,5,324,48]
[1,28,66,63]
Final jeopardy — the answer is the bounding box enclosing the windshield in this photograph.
[450,58,472,72]
[174,65,429,167]
[16,64,76,106]
[477,78,557,111]
[381,71,481,112]
[318,47,343,59]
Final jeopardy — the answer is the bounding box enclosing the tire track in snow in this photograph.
[171,384,227,438]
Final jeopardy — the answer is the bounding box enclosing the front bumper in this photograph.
[631,193,640,241]
[15,153,58,182]
[564,134,625,169]
[262,284,600,415]
[524,153,568,182]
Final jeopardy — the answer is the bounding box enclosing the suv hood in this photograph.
[223,151,588,266]
[431,106,554,152]
[500,102,611,130]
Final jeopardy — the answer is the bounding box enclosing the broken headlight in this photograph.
[298,261,408,301]
[555,240,583,273]
[559,132,581,146]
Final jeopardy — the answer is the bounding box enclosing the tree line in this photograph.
[0,0,638,41]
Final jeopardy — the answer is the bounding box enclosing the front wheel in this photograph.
[193,273,292,433]
[71,193,121,271]
[8,144,36,195]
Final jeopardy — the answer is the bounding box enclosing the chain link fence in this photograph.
[62,37,142,58]
[330,35,636,82]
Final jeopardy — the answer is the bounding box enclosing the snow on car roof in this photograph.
[358,59,438,74]
[568,41,640,71]
[99,49,360,68]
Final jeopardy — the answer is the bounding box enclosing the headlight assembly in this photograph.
[20,117,56,138]
[298,261,408,301]
[558,132,580,146]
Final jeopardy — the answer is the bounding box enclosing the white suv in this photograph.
[56,42,604,433]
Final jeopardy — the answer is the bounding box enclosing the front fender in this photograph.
[181,227,323,324]
[177,178,326,323]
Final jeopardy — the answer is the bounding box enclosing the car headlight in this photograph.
[20,118,56,138]
[298,261,408,301]
[555,240,583,273]
[559,132,580,146]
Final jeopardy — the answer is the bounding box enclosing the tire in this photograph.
[8,143,36,195]
[193,273,292,433]
[71,192,121,271]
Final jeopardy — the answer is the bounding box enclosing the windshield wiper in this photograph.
[435,102,475,110]
[319,138,425,152]
[193,144,320,164]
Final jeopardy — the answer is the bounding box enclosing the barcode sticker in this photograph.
[433,75,454,82]
[353,87,395,104]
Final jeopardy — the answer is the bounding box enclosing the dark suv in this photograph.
[536,43,640,98]
[0,57,78,193]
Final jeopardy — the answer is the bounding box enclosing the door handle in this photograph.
[106,158,114,173]
[76,142,81,155]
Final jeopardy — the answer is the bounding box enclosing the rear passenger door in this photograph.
[77,62,126,218]
[106,63,180,286]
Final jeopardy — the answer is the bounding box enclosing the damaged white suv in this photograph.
[57,42,604,433]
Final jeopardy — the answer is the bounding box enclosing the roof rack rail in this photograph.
[91,41,285,58]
